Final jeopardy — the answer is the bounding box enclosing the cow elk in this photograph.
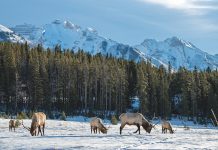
[90,117,108,134]
[162,120,174,134]
[9,119,16,132]
[22,112,46,136]
[119,113,154,135]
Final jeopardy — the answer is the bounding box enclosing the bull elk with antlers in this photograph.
[22,112,46,136]
[90,117,108,134]
[119,113,154,135]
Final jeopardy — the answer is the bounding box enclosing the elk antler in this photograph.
[152,120,160,128]
[22,120,30,131]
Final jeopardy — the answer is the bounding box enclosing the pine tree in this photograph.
[137,62,148,115]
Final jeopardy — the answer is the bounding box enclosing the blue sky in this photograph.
[0,0,218,54]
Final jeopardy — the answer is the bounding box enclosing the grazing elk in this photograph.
[22,112,46,136]
[162,120,174,134]
[9,119,16,132]
[119,113,154,135]
[90,117,108,134]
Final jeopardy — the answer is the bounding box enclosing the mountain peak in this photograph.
[165,36,195,49]
[64,20,81,31]
[136,36,218,70]
[167,36,180,41]
[86,27,98,34]
[52,19,62,25]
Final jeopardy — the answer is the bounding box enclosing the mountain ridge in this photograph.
[0,24,25,43]
[135,36,218,70]
[0,20,217,70]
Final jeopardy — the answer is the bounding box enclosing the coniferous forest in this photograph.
[0,42,217,122]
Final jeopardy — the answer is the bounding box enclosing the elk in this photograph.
[9,119,16,132]
[90,117,108,134]
[22,112,46,136]
[162,120,174,134]
[119,113,154,135]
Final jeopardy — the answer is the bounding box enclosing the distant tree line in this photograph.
[0,42,217,122]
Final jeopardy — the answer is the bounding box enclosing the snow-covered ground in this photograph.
[0,117,218,149]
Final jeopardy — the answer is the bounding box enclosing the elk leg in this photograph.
[37,126,41,136]
[94,127,98,134]
[14,127,15,132]
[39,126,43,136]
[163,128,166,134]
[40,127,43,136]
[133,124,139,134]
[137,124,140,134]
[91,126,93,134]
[120,123,126,135]
[98,128,100,134]
[43,124,45,136]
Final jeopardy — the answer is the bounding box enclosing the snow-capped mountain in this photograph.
[135,37,218,70]
[11,20,145,62]
[4,20,218,70]
[0,24,25,43]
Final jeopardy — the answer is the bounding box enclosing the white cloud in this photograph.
[138,0,218,15]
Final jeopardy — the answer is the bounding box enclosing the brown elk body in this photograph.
[90,117,108,134]
[22,112,46,136]
[162,121,174,134]
[119,113,153,135]
[9,119,16,132]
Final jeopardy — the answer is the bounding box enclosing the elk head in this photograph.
[171,129,176,134]
[30,124,38,136]
[147,123,153,133]
[22,120,38,136]
[142,122,153,133]
[100,126,108,134]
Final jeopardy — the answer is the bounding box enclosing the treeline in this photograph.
[0,42,217,122]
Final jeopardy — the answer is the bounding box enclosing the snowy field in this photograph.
[0,117,218,150]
